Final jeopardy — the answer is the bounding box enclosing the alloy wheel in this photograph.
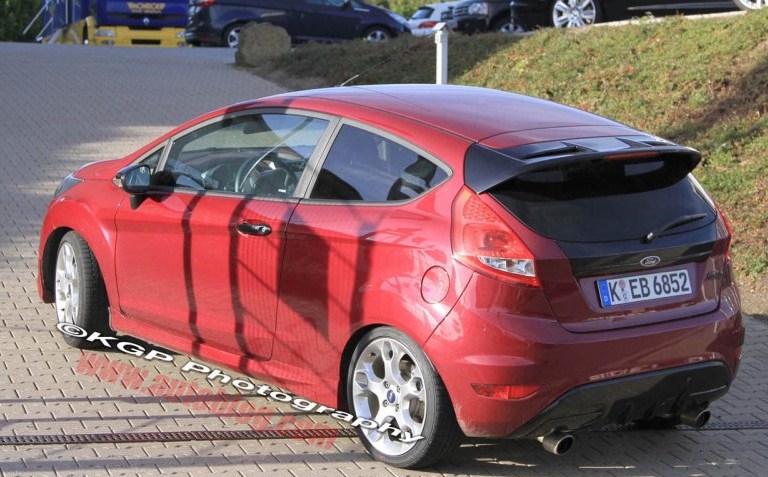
[551,0,598,28]
[733,0,765,9]
[55,241,80,325]
[351,337,427,456]
[364,28,390,42]
[226,26,241,48]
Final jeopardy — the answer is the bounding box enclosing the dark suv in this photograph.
[186,0,410,47]
[452,0,518,33]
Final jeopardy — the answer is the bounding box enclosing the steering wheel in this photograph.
[235,149,301,194]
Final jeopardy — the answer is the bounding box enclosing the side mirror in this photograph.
[115,164,151,194]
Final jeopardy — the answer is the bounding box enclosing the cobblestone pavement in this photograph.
[1,42,767,477]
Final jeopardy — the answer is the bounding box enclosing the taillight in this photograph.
[451,186,539,287]
[418,21,438,28]
[196,0,215,6]
[715,201,733,259]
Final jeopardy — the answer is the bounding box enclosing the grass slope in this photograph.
[253,11,768,288]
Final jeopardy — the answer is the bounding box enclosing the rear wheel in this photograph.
[363,26,391,42]
[54,231,111,348]
[347,327,462,468]
[224,24,243,48]
[732,0,766,9]
[549,0,602,28]
[491,15,526,34]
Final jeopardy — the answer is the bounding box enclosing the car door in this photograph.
[295,0,362,41]
[114,111,332,360]
[276,122,454,385]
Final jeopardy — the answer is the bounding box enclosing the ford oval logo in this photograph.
[640,256,661,267]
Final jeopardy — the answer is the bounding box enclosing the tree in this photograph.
[1,0,43,42]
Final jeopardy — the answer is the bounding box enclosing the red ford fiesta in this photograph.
[38,85,744,468]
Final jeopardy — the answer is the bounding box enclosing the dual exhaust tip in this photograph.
[537,408,711,456]
[679,408,711,428]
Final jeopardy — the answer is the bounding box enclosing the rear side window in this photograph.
[310,125,448,202]
[491,158,716,242]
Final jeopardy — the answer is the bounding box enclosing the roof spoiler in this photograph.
[465,135,702,194]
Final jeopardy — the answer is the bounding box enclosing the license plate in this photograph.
[597,270,692,308]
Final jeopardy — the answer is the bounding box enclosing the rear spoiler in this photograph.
[465,135,702,194]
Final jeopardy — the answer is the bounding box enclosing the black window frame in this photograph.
[302,120,453,205]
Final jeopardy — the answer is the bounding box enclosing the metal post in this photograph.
[433,23,448,85]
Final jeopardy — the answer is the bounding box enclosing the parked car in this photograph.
[39,84,743,468]
[186,0,410,47]
[511,0,736,29]
[408,2,458,36]
[452,0,522,33]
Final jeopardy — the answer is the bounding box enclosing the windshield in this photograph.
[490,159,716,243]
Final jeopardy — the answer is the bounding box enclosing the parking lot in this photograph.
[1,42,768,476]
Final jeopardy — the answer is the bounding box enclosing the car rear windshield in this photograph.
[411,7,434,19]
[490,157,716,243]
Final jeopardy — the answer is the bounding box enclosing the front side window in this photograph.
[160,113,328,197]
[140,147,164,175]
[310,125,448,202]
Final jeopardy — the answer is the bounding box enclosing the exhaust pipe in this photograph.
[537,431,575,455]
[680,408,711,428]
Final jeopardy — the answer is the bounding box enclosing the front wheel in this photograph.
[731,0,767,9]
[363,26,391,42]
[550,0,602,28]
[54,231,111,348]
[347,328,462,468]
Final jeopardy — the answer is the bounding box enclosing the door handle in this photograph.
[236,222,272,236]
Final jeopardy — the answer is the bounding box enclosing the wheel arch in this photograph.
[39,197,118,309]
[222,20,249,46]
[489,9,512,30]
[40,227,73,302]
[336,322,446,410]
[337,323,386,410]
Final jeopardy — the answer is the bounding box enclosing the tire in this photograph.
[224,24,243,48]
[346,327,462,468]
[491,15,526,34]
[549,0,603,28]
[731,0,767,10]
[54,231,111,348]
[363,26,391,42]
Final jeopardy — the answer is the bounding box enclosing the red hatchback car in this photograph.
[38,85,744,468]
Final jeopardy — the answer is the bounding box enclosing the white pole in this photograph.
[433,23,448,85]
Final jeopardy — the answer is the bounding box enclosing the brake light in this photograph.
[715,201,733,259]
[604,151,659,160]
[418,21,438,28]
[472,383,540,400]
[451,186,539,287]
[196,0,215,6]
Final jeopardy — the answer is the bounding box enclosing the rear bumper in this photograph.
[184,27,221,46]
[510,361,731,437]
[422,272,744,438]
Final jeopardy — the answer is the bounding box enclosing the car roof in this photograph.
[261,84,623,143]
